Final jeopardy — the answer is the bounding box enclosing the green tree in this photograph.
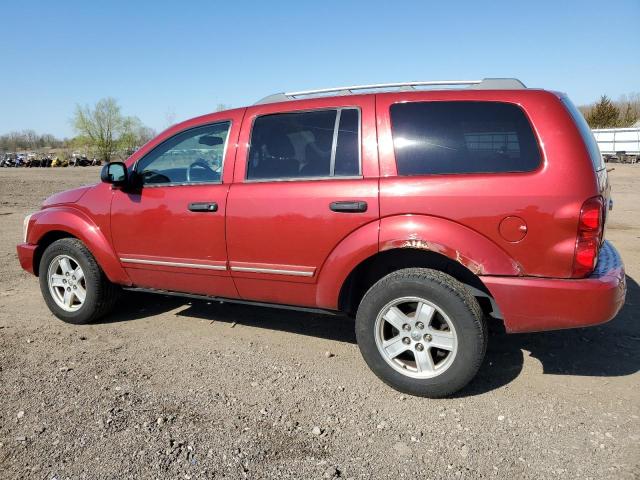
[586,95,620,128]
[72,98,155,162]
[119,116,156,155]
[119,116,142,155]
[73,98,123,162]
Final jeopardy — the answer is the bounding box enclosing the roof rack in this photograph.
[254,78,526,105]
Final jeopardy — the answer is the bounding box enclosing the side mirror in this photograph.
[100,162,128,186]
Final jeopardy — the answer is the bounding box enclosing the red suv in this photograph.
[17,78,626,397]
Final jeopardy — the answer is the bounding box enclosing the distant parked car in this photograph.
[17,78,626,397]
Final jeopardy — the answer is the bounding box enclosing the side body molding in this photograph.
[379,215,522,276]
[28,206,132,285]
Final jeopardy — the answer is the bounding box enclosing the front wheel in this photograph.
[355,268,487,397]
[39,238,120,324]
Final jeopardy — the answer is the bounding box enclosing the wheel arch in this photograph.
[29,207,131,285]
[337,248,503,324]
[379,214,523,277]
[33,230,76,276]
[317,214,518,319]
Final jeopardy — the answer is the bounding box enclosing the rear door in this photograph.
[226,96,379,307]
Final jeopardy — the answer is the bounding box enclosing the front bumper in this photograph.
[481,241,626,333]
[17,243,38,275]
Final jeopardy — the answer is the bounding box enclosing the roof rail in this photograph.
[254,78,526,105]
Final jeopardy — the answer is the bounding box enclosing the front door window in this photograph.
[136,122,230,185]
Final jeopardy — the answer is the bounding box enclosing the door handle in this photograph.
[329,201,368,213]
[188,202,218,212]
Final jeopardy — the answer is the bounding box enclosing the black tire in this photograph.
[38,238,120,324]
[355,268,487,398]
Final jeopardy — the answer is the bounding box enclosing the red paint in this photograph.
[110,183,237,297]
[17,87,626,333]
[315,220,380,309]
[16,243,37,273]
[376,89,603,278]
[23,205,131,284]
[41,185,92,207]
[225,95,379,306]
[483,242,625,333]
[499,216,527,243]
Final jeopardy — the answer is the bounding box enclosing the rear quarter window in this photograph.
[390,101,541,175]
[560,96,605,171]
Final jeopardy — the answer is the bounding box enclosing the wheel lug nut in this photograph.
[415,343,424,351]
[73,286,77,290]
[72,276,76,280]
[402,324,410,331]
[63,279,67,284]
[424,334,432,342]
[66,287,71,292]
[65,272,69,276]
[402,337,411,345]
[416,322,424,330]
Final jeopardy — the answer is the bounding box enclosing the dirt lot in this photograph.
[0,166,638,479]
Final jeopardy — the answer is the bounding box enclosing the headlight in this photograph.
[23,214,33,243]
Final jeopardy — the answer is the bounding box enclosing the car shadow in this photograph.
[458,274,640,396]
[100,275,640,396]
[103,292,358,344]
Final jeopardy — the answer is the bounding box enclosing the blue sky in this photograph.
[1,0,638,138]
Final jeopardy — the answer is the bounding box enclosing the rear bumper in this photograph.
[482,241,626,333]
[17,243,38,275]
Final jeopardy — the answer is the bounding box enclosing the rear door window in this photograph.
[390,101,541,175]
[247,108,360,180]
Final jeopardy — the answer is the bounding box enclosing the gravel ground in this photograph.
[0,166,638,479]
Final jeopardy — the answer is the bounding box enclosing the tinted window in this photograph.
[137,122,230,185]
[390,101,540,175]
[561,96,604,171]
[247,108,360,180]
[334,109,360,176]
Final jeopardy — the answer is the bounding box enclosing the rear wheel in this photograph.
[355,268,487,397]
[39,238,120,324]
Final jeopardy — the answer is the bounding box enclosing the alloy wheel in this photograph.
[47,254,86,312]
[374,296,458,379]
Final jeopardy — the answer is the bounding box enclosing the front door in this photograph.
[226,96,379,307]
[110,115,241,298]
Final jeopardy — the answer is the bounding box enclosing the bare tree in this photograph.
[617,93,640,127]
[0,131,65,153]
[7,132,22,152]
[23,130,39,150]
[164,107,176,128]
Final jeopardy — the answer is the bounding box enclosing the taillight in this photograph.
[572,196,604,277]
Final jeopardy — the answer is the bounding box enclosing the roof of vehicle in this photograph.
[255,78,527,105]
